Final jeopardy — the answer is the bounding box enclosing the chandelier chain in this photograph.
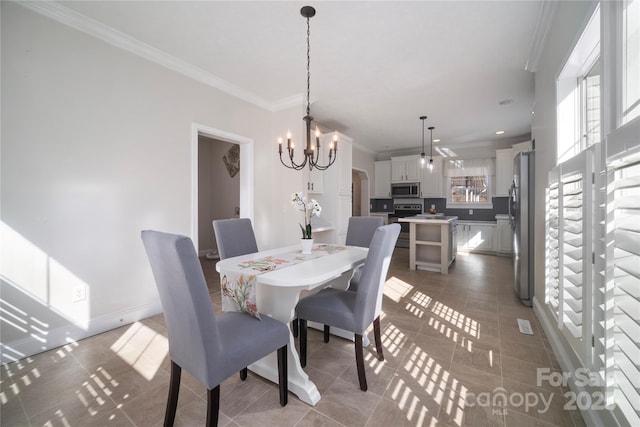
[306,15,311,116]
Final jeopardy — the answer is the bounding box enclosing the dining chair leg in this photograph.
[373,316,385,361]
[355,334,368,391]
[165,360,181,427]
[277,345,288,406]
[240,368,248,381]
[292,318,299,337]
[299,319,307,368]
[323,325,330,343]
[206,385,220,427]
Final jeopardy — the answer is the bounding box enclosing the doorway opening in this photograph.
[352,168,370,216]
[191,123,254,255]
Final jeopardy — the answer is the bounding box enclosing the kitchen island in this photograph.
[399,215,458,274]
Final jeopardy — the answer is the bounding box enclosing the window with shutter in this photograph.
[548,149,595,367]
[605,119,640,425]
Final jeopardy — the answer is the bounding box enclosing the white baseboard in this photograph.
[533,297,621,427]
[1,300,163,363]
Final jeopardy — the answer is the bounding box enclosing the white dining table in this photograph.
[215,244,368,405]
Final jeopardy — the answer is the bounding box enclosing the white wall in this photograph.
[0,2,306,359]
[531,0,596,329]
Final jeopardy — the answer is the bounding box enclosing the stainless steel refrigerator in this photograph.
[509,151,534,306]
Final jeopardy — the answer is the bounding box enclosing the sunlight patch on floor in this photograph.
[110,321,167,381]
[443,378,469,426]
[381,323,407,356]
[431,301,479,338]
[384,276,414,302]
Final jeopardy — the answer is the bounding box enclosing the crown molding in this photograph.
[16,0,297,112]
[525,0,558,72]
[271,93,305,112]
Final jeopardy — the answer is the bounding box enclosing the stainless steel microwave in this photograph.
[391,182,420,198]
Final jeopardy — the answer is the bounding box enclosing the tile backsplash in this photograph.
[371,197,509,221]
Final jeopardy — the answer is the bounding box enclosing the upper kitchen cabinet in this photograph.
[391,155,421,183]
[373,160,392,198]
[420,156,443,197]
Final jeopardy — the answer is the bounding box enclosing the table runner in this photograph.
[219,244,346,319]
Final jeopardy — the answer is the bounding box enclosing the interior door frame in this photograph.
[191,123,254,251]
[352,167,370,216]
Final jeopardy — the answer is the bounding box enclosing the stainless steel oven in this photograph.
[389,203,423,247]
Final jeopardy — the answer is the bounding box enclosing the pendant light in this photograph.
[420,115,427,167]
[428,126,435,171]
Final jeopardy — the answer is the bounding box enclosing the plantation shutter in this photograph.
[557,149,594,366]
[605,119,640,425]
[546,168,560,318]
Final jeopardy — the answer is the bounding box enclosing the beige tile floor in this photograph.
[1,248,586,427]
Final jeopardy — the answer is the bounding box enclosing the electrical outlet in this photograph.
[469,209,473,215]
[72,285,86,302]
[383,204,387,209]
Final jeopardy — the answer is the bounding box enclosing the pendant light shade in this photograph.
[420,116,427,168]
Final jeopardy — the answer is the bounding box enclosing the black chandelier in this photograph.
[278,6,337,171]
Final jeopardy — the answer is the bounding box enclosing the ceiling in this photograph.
[55,0,541,157]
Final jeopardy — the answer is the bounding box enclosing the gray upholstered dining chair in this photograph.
[344,216,384,291]
[345,216,384,249]
[319,216,384,342]
[295,223,400,392]
[212,218,259,260]
[292,216,384,340]
[141,230,289,426]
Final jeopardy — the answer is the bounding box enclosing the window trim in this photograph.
[445,175,494,210]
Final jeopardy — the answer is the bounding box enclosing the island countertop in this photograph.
[399,215,458,224]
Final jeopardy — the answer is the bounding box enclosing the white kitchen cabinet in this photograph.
[307,172,323,193]
[374,160,392,198]
[457,221,496,253]
[336,194,352,244]
[495,215,513,255]
[420,156,443,197]
[312,132,353,244]
[391,155,421,183]
[305,135,333,193]
[337,135,353,195]
[495,148,513,197]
